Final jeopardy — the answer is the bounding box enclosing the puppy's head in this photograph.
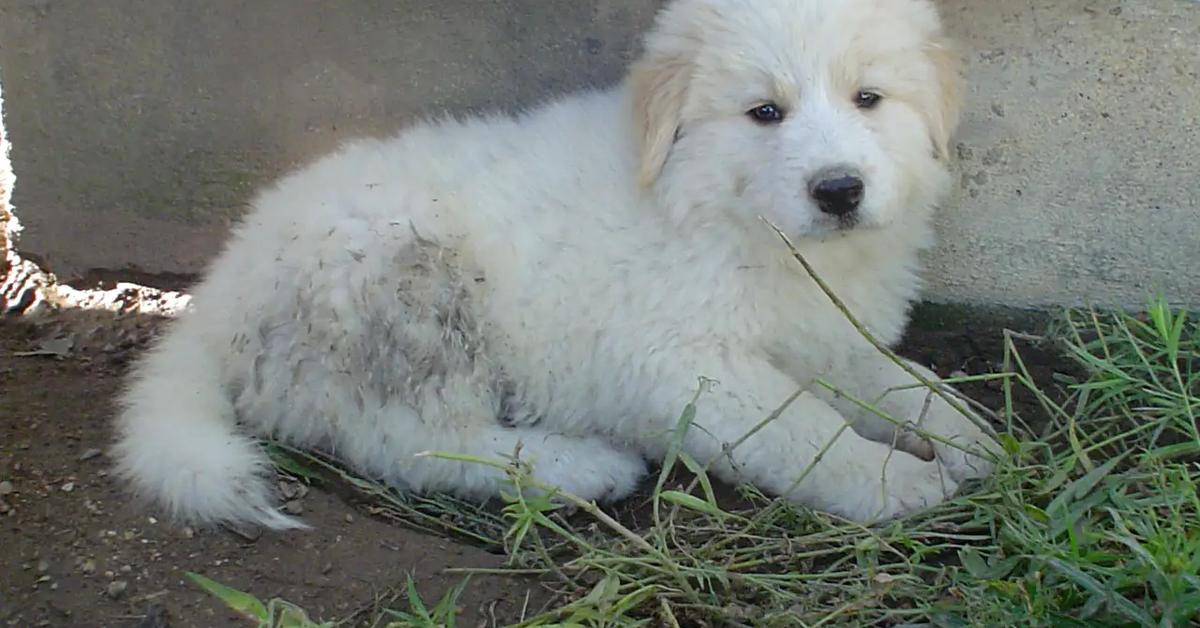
[630,0,963,239]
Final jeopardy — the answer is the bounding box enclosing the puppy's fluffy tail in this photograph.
[112,324,303,530]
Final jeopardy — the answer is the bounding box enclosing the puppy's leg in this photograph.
[631,357,958,523]
[360,411,647,505]
[818,355,999,484]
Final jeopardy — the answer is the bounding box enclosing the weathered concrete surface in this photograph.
[0,0,1196,308]
[933,0,1200,307]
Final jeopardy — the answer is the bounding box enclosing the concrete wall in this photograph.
[932,0,1199,307]
[0,0,1196,307]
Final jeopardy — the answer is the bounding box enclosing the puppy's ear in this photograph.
[629,49,691,188]
[923,37,965,160]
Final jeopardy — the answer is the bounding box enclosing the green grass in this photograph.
[191,294,1200,627]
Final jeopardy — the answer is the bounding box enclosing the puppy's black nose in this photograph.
[810,172,864,217]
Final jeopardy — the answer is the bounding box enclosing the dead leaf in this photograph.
[13,336,75,359]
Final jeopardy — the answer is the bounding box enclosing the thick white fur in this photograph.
[113,0,998,530]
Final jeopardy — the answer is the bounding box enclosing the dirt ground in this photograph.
[0,306,1066,627]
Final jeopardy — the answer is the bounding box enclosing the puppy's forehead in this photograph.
[689,0,941,74]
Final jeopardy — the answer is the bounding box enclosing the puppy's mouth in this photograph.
[835,214,861,230]
[808,212,865,235]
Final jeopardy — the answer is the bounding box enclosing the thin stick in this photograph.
[762,218,998,444]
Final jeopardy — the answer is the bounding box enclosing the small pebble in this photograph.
[181,526,195,539]
[81,559,96,574]
[344,514,355,524]
[0,497,11,514]
[0,480,14,495]
[283,500,304,515]
[37,560,49,573]
[61,482,75,493]
[106,580,128,599]
[321,562,333,575]
[78,448,103,462]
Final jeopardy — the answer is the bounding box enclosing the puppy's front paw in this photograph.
[925,405,999,484]
[874,455,959,521]
[934,431,997,484]
[832,453,958,523]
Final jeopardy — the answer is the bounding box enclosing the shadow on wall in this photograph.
[0,0,669,284]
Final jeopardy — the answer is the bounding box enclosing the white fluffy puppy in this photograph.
[113,0,998,530]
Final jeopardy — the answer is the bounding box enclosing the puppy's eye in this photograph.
[854,90,883,110]
[747,103,785,124]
